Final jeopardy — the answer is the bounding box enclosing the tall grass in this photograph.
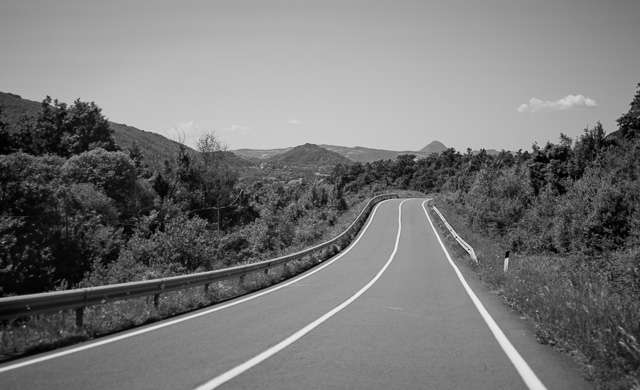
[431,199,640,390]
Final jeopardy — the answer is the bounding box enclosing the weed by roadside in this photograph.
[430,199,640,390]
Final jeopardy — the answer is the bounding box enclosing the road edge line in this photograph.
[194,199,409,390]
[0,200,392,374]
[421,200,548,390]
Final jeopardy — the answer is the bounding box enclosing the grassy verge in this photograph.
[0,250,332,361]
[430,198,640,390]
[0,194,387,362]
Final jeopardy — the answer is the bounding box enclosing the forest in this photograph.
[0,97,351,297]
[1,84,639,298]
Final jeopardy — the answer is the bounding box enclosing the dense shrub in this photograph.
[61,148,137,206]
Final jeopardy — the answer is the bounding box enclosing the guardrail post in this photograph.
[239,275,245,285]
[204,283,209,294]
[153,293,160,308]
[503,250,510,273]
[75,307,84,328]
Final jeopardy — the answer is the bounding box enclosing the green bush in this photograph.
[61,148,137,206]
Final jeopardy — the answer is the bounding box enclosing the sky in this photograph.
[1,0,639,153]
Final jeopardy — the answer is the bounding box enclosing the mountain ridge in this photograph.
[267,143,352,165]
[232,142,448,162]
[1,91,504,165]
[0,91,187,163]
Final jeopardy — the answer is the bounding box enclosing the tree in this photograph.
[11,97,118,157]
[528,136,573,196]
[64,99,118,155]
[127,141,144,170]
[12,114,36,154]
[616,82,640,140]
[0,153,65,295]
[32,96,68,156]
[193,132,239,229]
[61,149,138,206]
[571,122,610,179]
[0,106,14,155]
[394,154,416,189]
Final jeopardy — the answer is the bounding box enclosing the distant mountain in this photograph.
[267,143,352,165]
[232,147,293,159]
[108,122,186,163]
[2,92,506,166]
[232,142,444,163]
[419,141,447,155]
[0,91,188,163]
[0,92,35,124]
[320,145,429,162]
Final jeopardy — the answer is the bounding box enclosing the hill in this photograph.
[232,143,443,163]
[418,141,447,155]
[320,144,429,162]
[231,147,293,159]
[267,143,352,165]
[0,91,188,163]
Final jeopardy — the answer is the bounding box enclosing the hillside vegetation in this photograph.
[0,96,357,298]
[320,144,431,162]
[0,92,185,163]
[267,143,352,165]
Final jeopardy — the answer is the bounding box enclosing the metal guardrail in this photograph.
[431,205,478,262]
[0,194,398,326]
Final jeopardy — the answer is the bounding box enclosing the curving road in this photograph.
[0,199,592,389]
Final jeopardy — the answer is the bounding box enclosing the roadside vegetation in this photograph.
[1,83,639,388]
[0,96,417,359]
[430,201,639,390]
[326,83,640,389]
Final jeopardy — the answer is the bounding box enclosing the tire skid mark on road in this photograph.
[0,200,394,374]
[421,200,548,390]
[194,199,409,390]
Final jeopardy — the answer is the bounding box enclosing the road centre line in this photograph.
[0,200,393,374]
[194,199,408,390]
[421,200,548,390]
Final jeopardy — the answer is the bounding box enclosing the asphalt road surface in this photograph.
[0,198,593,389]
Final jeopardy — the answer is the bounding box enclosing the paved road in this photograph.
[0,199,591,389]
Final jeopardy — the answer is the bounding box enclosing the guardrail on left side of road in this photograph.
[0,193,399,326]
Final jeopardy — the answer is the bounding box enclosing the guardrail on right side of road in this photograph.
[431,205,478,262]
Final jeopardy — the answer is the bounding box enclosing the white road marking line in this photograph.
[0,200,393,374]
[194,199,408,390]
[421,200,548,390]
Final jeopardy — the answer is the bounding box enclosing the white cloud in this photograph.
[286,118,301,125]
[517,94,598,113]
